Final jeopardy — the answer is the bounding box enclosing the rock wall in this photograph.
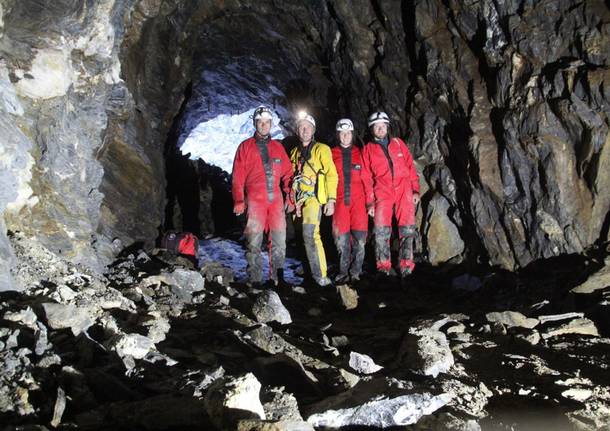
[0,0,196,286]
[0,0,608,288]
[0,0,127,289]
[321,0,610,269]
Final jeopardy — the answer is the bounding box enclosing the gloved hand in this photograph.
[233,202,246,216]
[324,199,335,216]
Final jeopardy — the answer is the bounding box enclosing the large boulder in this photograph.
[348,352,383,375]
[252,290,292,325]
[424,194,465,264]
[204,373,266,429]
[486,311,539,329]
[41,303,94,336]
[571,260,610,294]
[107,333,156,360]
[306,378,451,428]
[397,327,455,378]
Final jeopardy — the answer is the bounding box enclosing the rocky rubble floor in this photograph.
[1,232,610,430]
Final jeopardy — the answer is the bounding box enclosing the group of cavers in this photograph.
[231,106,420,288]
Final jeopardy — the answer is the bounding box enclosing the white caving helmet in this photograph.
[367,111,390,127]
[253,105,274,126]
[296,110,316,129]
[335,118,354,131]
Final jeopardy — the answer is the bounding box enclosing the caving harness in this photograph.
[290,142,326,216]
[255,134,275,202]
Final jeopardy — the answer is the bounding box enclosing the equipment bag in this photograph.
[161,231,200,259]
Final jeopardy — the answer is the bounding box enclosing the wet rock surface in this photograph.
[0,233,609,429]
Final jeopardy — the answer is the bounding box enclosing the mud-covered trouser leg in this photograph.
[333,233,350,279]
[332,200,350,279]
[269,230,286,282]
[394,184,417,273]
[398,225,416,273]
[333,199,350,280]
[245,228,264,283]
[373,199,394,272]
[302,198,327,281]
[373,225,392,272]
[350,230,367,277]
[267,198,287,282]
[348,196,368,278]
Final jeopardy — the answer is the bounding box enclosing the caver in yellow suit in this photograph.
[289,137,338,286]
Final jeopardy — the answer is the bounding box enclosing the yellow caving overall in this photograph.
[290,141,338,284]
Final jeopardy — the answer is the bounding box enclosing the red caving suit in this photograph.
[232,134,293,283]
[331,144,369,280]
[361,137,419,274]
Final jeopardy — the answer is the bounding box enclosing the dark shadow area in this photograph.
[116,241,146,258]
[163,82,202,237]
[164,152,202,236]
[196,160,237,236]
[480,395,576,431]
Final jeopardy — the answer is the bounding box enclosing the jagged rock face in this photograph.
[326,0,610,269]
[0,0,608,287]
[0,0,135,275]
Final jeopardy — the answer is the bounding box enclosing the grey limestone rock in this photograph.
[307,392,452,428]
[204,373,266,429]
[486,311,539,329]
[398,327,455,378]
[252,290,292,325]
[41,303,94,336]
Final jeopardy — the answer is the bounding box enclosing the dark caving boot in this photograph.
[334,272,350,285]
[333,233,351,286]
[398,225,416,289]
[351,272,370,292]
[399,267,412,288]
[271,269,290,290]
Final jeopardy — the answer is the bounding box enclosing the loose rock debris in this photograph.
[1,233,610,430]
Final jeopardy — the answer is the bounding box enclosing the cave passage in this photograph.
[3,1,610,429]
[163,11,341,239]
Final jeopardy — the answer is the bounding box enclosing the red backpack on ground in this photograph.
[161,231,200,259]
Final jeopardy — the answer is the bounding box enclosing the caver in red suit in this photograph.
[361,111,420,277]
[232,106,293,285]
[331,118,370,283]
